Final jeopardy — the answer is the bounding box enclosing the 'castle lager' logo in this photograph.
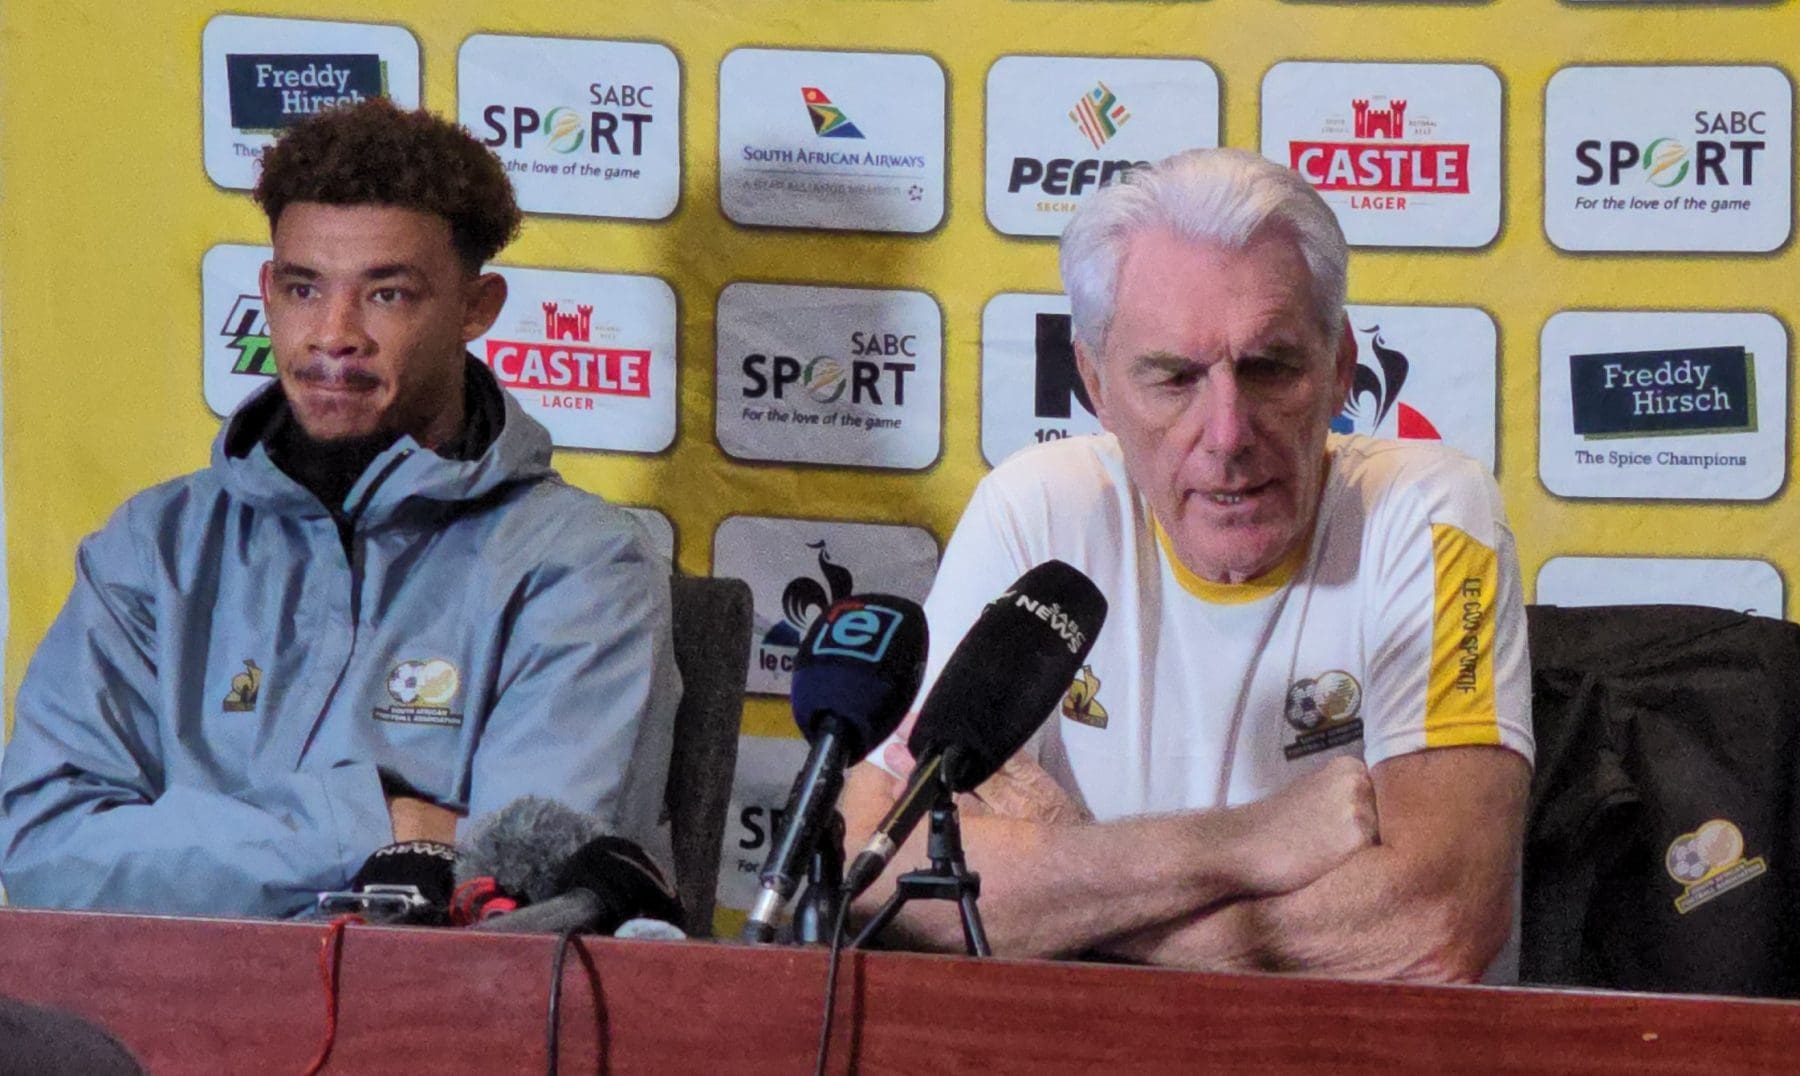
[1290,97,1471,208]
[484,301,652,412]
[1569,344,1756,439]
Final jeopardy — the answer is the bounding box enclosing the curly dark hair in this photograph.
[253,98,522,270]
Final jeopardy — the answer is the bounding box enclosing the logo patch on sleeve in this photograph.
[374,659,464,728]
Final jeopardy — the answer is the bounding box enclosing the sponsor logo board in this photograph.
[716,283,943,470]
[713,516,938,696]
[1261,62,1502,247]
[715,734,813,926]
[718,48,945,232]
[1545,66,1792,252]
[458,34,680,220]
[203,15,420,191]
[1536,557,1783,617]
[985,55,1219,237]
[473,266,677,453]
[1540,311,1787,500]
[980,293,1104,466]
[1335,305,1498,470]
[202,243,278,417]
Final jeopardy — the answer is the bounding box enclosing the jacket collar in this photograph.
[211,357,556,523]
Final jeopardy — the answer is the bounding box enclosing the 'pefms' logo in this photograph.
[220,294,276,377]
[374,658,463,728]
[1667,818,1767,914]
[1569,345,1756,439]
[1069,81,1131,149]
[225,53,385,132]
[1289,96,1471,209]
[803,87,864,139]
[1331,324,1443,441]
[1283,670,1365,760]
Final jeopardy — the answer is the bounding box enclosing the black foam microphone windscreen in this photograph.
[908,559,1107,790]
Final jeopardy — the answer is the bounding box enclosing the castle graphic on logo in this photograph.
[1352,98,1407,140]
[1331,325,1443,442]
[1069,81,1131,150]
[802,87,864,139]
[544,300,594,341]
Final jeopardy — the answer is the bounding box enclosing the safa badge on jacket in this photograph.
[373,659,465,728]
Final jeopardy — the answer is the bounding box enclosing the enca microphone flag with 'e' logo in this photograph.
[789,594,928,756]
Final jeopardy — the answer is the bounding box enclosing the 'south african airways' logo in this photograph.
[374,658,464,728]
[803,87,864,139]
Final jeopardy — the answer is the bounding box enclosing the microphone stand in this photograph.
[791,811,845,945]
[850,771,991,957]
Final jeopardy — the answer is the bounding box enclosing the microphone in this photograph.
[740,595,928,943]
[451,796,601,924]
[476,835,684,936]
[843,560,1106,897]
[316,839,457,924]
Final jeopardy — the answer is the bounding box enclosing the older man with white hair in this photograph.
[843,148,1533,982]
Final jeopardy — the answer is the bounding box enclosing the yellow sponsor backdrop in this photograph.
[2,2,1796,742]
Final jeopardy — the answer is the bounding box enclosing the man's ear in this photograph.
[461,272,508,343]
[1075,338,1112,431]
[258,260,275,308]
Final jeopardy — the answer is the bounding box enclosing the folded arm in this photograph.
[840,750,1377,958]
[1102,745,1530,981]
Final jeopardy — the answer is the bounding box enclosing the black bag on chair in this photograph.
[1523,604,1800,997]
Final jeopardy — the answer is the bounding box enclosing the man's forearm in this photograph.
[841,757,1376,958]
[1102,841,1512,982]
[1105,748,1531,982]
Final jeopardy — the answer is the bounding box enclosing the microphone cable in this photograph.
[543,925,589,1076]
[813,896,854,1076]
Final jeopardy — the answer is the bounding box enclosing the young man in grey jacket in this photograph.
[0,100,679,918]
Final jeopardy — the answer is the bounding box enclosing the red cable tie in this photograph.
[301,913,363,1076]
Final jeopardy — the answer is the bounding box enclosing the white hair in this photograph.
[1058,147,1349,356]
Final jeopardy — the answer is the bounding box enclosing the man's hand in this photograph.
[387,796,459,845]
[1222,755,1378,895]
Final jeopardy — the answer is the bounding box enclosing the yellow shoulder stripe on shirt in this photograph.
[1428,523,1502,747]
[1152,516,1307,605]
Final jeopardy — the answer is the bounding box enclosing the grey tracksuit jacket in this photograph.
[0,368,678,917]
